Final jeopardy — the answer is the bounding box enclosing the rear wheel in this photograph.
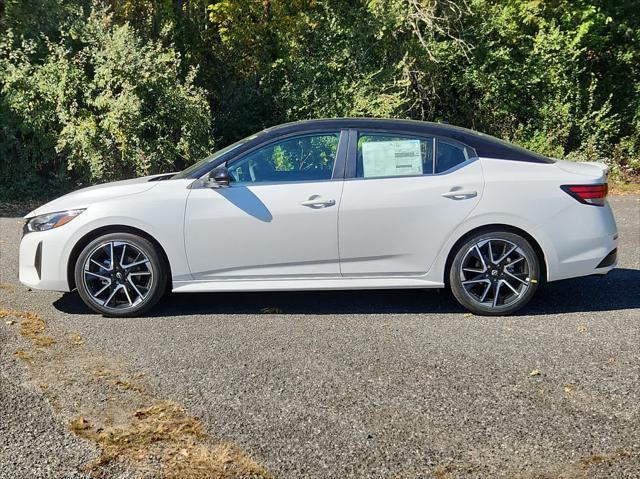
[74,232,167,317]
[449,231,540,316]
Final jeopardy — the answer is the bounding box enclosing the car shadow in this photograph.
[215,186,273,222]
[53,268,640,317]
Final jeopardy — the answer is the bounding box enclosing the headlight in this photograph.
[25,209,85,233]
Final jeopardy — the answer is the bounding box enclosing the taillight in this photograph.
[561,184,608,206]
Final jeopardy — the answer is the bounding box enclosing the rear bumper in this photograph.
[540,201,618,282]
[596,248,617,269]
[19,228,70,292]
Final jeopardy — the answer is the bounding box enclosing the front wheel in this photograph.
[449,231,540,316]
[74,232,167,317]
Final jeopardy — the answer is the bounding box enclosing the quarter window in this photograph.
[435,139,470,173]
[357,134,434,178]
[228,133,340,184]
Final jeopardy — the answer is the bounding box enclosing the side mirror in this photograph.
[207,166,231,188]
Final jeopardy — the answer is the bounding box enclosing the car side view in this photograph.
[19,119,618,316]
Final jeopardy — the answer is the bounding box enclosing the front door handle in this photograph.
[442,189,477,200]
[300,195,336,208]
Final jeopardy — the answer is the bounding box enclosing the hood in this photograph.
[26,173,172,218]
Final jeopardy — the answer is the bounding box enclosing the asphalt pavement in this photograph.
[0,196,638,478]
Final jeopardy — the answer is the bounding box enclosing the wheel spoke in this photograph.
[479,282,491,302]
[506,256,524,267]
[93,281,111,297]
[504,270,528,285]
[103,286,119,307]
[474,245,488,271]
[128,277,144,299]
[124,258,150,269]
[501,278,520,296]
[462,278,491,286]
[488,241,494,264]
[128,271,151,276]
[90,259,107,270]
[85,271,110,281]
[122,284,133,306]
[496,245,517,264]
[492,280,502,307]
[108,242,115,271]
[120,243,127,268]
[463,267,485,274]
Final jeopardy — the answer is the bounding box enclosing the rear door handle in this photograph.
[300,196,336,208]
[441,189,477,199]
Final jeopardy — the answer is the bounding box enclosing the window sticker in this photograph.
[361,140,423,178]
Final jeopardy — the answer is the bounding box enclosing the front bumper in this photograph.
[19,227,71,292]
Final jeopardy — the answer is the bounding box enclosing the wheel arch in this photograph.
[444,224,547,286]
[66,225,172,292]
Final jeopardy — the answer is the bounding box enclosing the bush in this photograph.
[0,4,212,199]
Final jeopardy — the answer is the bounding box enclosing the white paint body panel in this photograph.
[184,181,344,279]
[19,159,617,294]
[338,160,484,276]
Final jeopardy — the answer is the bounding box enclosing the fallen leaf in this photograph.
[463,312,473,317]
[14,349,32,361]
[529,369,541,377]
[5,320,16,326]
[70,416,91,431]
[577,325,587,332]
[564,385,574,394]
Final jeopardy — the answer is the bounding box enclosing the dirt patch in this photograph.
[1,308,56,347]
[2,307,271,478]
[0,283,16,293]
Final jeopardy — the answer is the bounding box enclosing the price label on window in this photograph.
[362,140,423,178]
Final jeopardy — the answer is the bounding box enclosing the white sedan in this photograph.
[19,119,618,316]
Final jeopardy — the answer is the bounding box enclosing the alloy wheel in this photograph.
[459,238,533,309]
[82,241,154,311]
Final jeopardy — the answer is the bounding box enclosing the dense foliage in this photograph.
[1,0,638,200]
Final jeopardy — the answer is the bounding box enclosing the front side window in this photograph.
[228,133,340,184]
[357,133,434,178]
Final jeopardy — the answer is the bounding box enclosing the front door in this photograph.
[338,131,484,276]
[184,131,345,280]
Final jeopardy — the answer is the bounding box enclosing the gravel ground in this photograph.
[0,196,638,478]
[0,327,96,479]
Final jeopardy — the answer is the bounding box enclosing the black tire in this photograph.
[449,231,540,316]
[74,232,167,317]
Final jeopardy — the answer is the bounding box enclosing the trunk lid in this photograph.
[554,159,608,181]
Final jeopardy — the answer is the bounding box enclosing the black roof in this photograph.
[259,118,553,164]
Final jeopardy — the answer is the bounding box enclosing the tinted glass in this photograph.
[357,134,434,178]
[172,138,250,179]
[435,140,468,173]
[228,133,339,184]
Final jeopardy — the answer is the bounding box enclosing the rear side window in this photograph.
[357,133,434,178]
[435,140,470,173]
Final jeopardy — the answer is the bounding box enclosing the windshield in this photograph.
[172,137,252,179]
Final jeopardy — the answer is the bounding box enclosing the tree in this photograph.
[0,2,212,197]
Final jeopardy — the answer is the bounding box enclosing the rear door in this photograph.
[338,130,484,276]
